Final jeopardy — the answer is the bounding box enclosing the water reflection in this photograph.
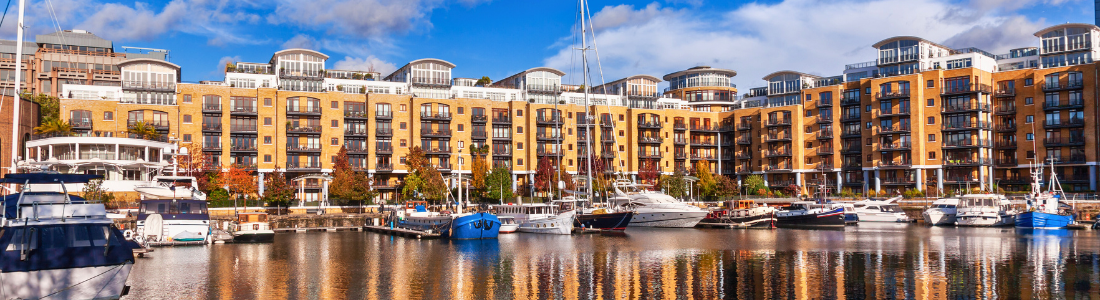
[127,226,1100,299]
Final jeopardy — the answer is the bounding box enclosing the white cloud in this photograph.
[333,56,398,77]
[213,55,242,77]
[544,0,1051,88]
[590,3,677,31]
[267,0,463,38]
[281,34,319,50]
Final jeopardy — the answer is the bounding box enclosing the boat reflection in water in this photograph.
[126,226,1100,299]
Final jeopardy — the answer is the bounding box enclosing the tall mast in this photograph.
[9,0,25,176]
[579,0,595,202]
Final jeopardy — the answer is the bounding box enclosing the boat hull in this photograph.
[956,214,1015,227]
[449,213,500,239]
[1,263,133,300]
[575,211,634,231]
[1016,211,1074,229]
[498,224,519,233]
[922,211,956,226]
[517,210,575,235]
[630,211,709,228]
[844,213,859,224]
[698,212,775,228]
[776,208,846,228]
[232,230,275,243]
[855,212,911,223]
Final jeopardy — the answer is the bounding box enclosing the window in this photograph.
[569,159,573,166]
[619,145,624,151]
[458,141,464,148]
[1025,97,1033,105]
[264,98,272,107]
[264,155,271,162]
[400,122,407,130]
[331,138,339,145]
[866,138,871,145]
[517,126,523,134]
[457,107,464,114]
[806,110,813,117]
[184,95,192,103]
[183,115,192,123]
[183,134,191,142]
[457,124,464,132]
[929,152,936,159]
[865,105,871,112]
[928,134,936,142]
[926,99,934,107]
[331,101,338,109]
[1026,115,1033,123]
[1026,151,1035,159]
[516,110,523,116]
[865,87,871,94]
[867,154,872,162]
[927,117,935,124]
[1026,133,1034,140]
[518,159,524,166]
[264,136,272,144]
[1024,78,1033,86]
[518,143,524,150]
[399,104,407,112]
[806,94,812,100]
[264,117,272,126]
[618,130,624,137]
[331,120,338,127]
[926,80,934,88]
[400,139,407,147]
[103,112,113,121]
[865,122,872,129]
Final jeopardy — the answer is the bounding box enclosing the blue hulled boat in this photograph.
[1017,159,1076,229]
[396,201,500,239]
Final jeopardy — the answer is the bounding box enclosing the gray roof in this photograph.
[35,30,112,49]
[125,52,166,61]
[0,40,37,54]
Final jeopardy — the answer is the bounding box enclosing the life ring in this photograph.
[123,230,134,240]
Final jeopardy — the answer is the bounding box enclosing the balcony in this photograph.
[764,165,792,172]
[639,136,663,144]
[943,139,992,149]
[600,118,615,128]
[229,126,256,133]
[493,134,513,141]
[765,119,792,127]
[816,148,834,155]
[817,115,833,123]
[674,122,687,131]
[128,120,170,131]
[879,124,910,134]
[346,146,369,154]
[840,114,861,122]
[944,158,993,166]
[536,149,563,156]
[676,138,690,145]
[288,161,322,170]
[994,105,1016,115]
[230,144,257,152]
[287,125,322,134]
[737,123,751,131]
[229,106,257,116]
[493,149,512,156]
[841,146,862,154]
[601,152,615,158]
[1048,155,1087,165]
[944,176,980,184]
[526,84,562,93]
[881,178,917,185]
[638,151,661,159]
[203,144,222,152]
[994,159,1018,167]
[878,142,911,151]
[994,140,1017,149]
[411,77,452,87]
[536,133,564,141]
[691,140,717,147]
[287,107,321,115]
[690,154,718,161]
[1042,79,1084,92]
[471,115,488,123]
[376,146,393,154]
[286,145,322,153]
[675,152,687,160]
[875,89,910,100]
[941,102,991,113]
[279,70,322,81]
[765,150,792,157]
[201,123,222,133]
[638,121,663,129]
[376,129,393,136]
[344,111,369,119]
[842,162,862,170]
[1043,118,1085,129]
[840,96,861,106]
[471,131,488,139]
[841,130,862,138]
[1044,137,1086,147]
[691,124,721,132]
[940,83,992,96]
[421,113,452,121]
[426,148,452,155]
[876,109,910,117]
[878,160,912,168]
[994,123,1016,132]
[420,129,452,137]
[122,81,176,92]
[345,129,369,136]
[69,119,92,129]
[736,166,752,174]
[765,134,791,142]
[202,104,222,113]
[492,115,512,124]
[817,131,834,140]
[735,152,752,159]
[942,121,991,131]
[536,116,564,125]
[994,88,1015,98]
[374,112,392,120]
[818,100,833,108]
[1042,99,1084,110]
[376,164,394,172]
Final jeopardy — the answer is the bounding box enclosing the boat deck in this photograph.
[363,225,443,239]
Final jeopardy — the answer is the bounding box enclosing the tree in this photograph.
[219,164,256,202]
[475,76,492,87]
[225,62,236,72]
[558,162,576,192]
[262,167,295,212]
[580,155,609,197]
[330,146,375,206]
[659,171,688,199]
[127,121,160,139]
[81,178,114,204]
[784,184,801,198]
[400,146,447,203]
[743,175,767,195]
[637,158,660,188]
[470,145,489,199]
[694,161,718,200]
[28,93,60,123]
[715,175,739,198]
[33,118,71,135]
[485,167,514,202]
[533,156,557,199]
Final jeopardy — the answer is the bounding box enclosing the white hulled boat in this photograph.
[955,194,1017,227]
[852,197,912,223]
[493,202,576,235]
[922,198,960,225]
[608,180,709,228]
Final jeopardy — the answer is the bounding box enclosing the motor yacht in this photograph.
[852,197,912,223]
[922,198,959,225]
[607,180,708,228]
[774,201,846,228]
[955,194,1017,227]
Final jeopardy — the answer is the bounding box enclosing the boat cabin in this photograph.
[726,199,756,210]
[958,195,1004,208]
[138,199,209,220]
[237,212,269,224]
[495,204,559,215]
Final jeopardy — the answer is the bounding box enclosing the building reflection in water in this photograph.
[126,226,1100,299]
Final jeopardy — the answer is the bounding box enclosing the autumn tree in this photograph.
[400,146,447,203]
[485,167,514,202]
[533,156,557,199]
[579,155,609,198]
[558,162,576,192]
[692,160,718,201]
[218,164,257,203]
[330,146,373,205]
[743,174,767,195]
[659,171,688,199]
[470,145,489,199]
[715,175,739,199]
[262,167,295,213]
[638,158,660,188]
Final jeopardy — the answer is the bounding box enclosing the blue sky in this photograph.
[0,0,1092,88]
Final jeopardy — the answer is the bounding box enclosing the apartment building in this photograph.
[38,22,1100,201]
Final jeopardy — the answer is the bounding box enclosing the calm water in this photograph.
[127,224,1100,299]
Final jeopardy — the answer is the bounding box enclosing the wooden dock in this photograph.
[696,222,751,229]
[273,226,363,233]
[362,225,442,239]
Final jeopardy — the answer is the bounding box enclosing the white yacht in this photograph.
[231,212,275,242]
[922,198,959,225]
[134,176,211,243]
[133,176,208,200]
[955,194,1017,227]
[852,197,912,223]
[493,202,576,235]
[608,180,709,228]
[497,216,519,233]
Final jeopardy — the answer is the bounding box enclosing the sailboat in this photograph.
[1016,158,1076,229]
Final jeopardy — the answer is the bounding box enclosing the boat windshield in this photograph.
[960,198,997,207]
[139,200,208,215]
[881,205,902,212]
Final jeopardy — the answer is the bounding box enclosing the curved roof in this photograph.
[118,58,181,70]
[1034,23,1100,37]
[871,36,950,50]
[408,58,456,69]
[761,70,820,81]
[272,48,329,60]
[662,66,737,81]
[613,74,661,83]
[523,67,565,76]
